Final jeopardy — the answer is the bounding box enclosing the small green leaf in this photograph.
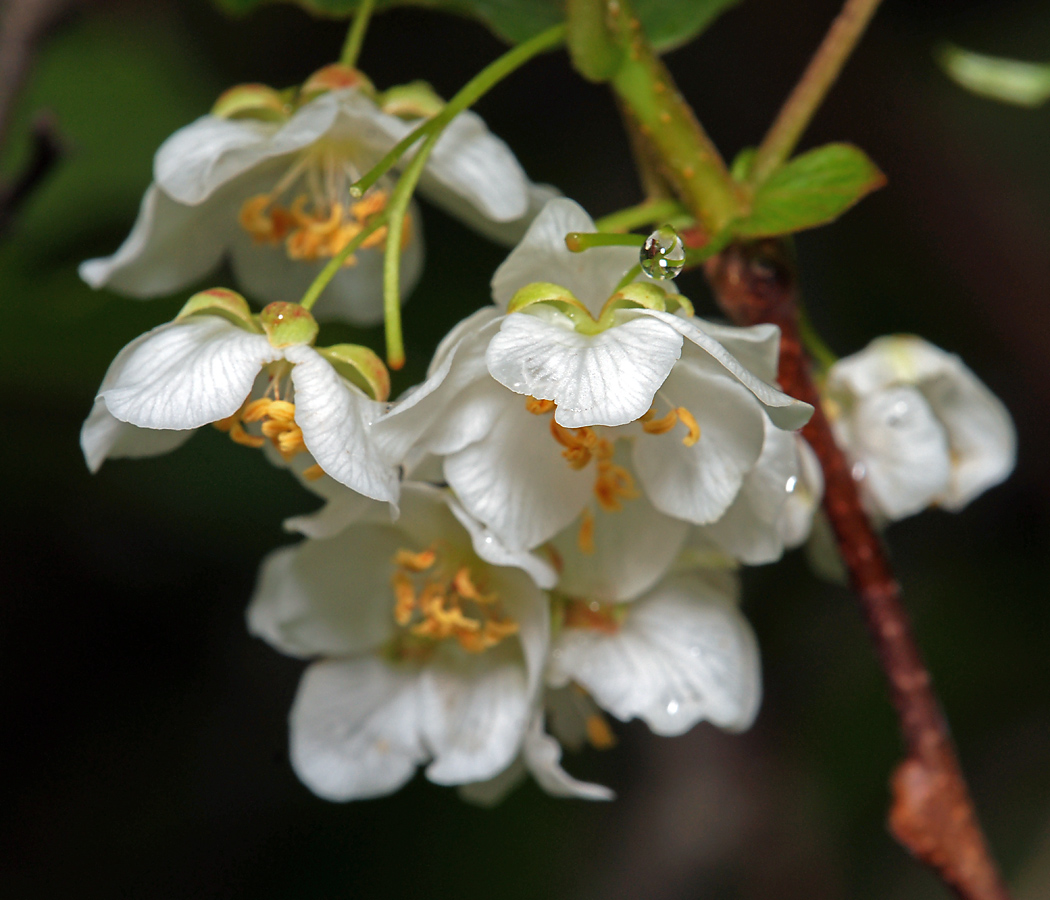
[734,143,886,238]
[215,0,739,50]
[939,43,1050,108]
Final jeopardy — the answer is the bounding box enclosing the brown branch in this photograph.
[0,111,62,235]
[703,239,1011,900]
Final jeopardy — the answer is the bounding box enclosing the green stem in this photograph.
[601,1,740,235]
[340,0,376,69]
[594,198,687,233]
[749,0,884,185]
[352,23,566,198]
[565,231,644,251]
[298,213,388,312]
[797,301,838,372]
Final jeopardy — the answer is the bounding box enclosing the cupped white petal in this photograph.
[421,644,532,785]
[443,393,594,551]
[521,715,614,800]
[441,182,561,249]
[920,355,1016,510]
[491,198,638,316]
[549,572,761,735]
[690,319,782,384]
[417,109,528,222]
[79,184,232,297]
[638,310,813,430]
[840,385,951,520]
[156,97,339,205]
[247,524,401,659]
[81,401,195,473]
[282,478,386,539]
[290,657,426,801]
[227,199,426,326]
[99,317,278,431]
[552,473,689,602]
[487,312,683,428]
[701,418,799,565]
[285,345,399,504]
[633,362,766,525]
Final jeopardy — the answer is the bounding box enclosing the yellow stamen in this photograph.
[593,461,639,512]
[585,713,617,750]
[525,396,556,415]
[641,407,678,435]
[302,463,325,481]
[393,548,437,572]
[392,572,416,625]
[676,406,701,446]
[577,508,596,554]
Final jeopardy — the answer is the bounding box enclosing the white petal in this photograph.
[417,109,528,222]
[420,646,532,785]
[373,309,503,465]
[778,436,823,549]
[486,311,682,427]
[290,658,426,801]
[443,182,561,248]
[79,184,231,297]
[457,758,528,806]
[155,98,338,205]
[285,345,399,504]
[552,468,689,602]
[246,526,401,659]
[701,418,798,565]
[690,319,782,384]
[80,400,195,473]
[99,317,278,430]
[638,310,813,430]
[227,199,426,326]
[633,363,766,525]
[840,386,951,520]
[920,356,1016,510]
[443,393,594,551]
[550,572,761,735]
[521,715,614,800]
[283,480,384,539]
[491,198,637,316]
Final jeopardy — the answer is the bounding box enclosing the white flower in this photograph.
[80,68,555,325]
[247,483,554,801]
[374,199,812,552]
[547,570,761,737]
[826,335,1016,519]
[81,290,398,503]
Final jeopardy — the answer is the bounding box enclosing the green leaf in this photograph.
[938,43,1050,108]
[734,143,886,238]
[215,0,740,50]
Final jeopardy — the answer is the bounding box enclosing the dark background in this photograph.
[2,0,1049,897]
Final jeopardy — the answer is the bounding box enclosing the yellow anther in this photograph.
[577,508,596,555]
[392,572,416,625]
[452,566,493,604]
[525,396,556,415]
[302,463,325,481]
[551,420,597,470]
[585,713,617,750]
[393,547,437,572]
[351,190,388,221]
[593,461,639,512]
[676,406,701,446]
[641,407,679,435]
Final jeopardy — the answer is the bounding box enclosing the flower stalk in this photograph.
[339,0,376,69]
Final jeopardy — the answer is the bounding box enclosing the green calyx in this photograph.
[379,81,445,120]
[212,84,291,123]
[316,343,391,402]
[177,288,263,332]
[259,302,319,348]
[507,279,693,336]
[300,64,376,103]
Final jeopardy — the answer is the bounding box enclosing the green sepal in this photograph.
[299,64,375,104]
[566,0,624,82]
[730,146,756,182]
[734,143,886,238]
[317,343,391,401]
[507,282,591,316]
[665,292,694,317]
[258,302,319,348]
[212,84,290,122]
[603,281,669,313]
[176,288,262,332]
[379,81,445,120]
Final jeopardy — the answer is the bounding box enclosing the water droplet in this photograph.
[785,475,798,494]
[886,399,909,426]
[851,461,867,481]
[640,225,685,280]
[666,699,680,715]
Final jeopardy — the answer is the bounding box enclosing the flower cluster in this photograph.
[81,68,1016,802]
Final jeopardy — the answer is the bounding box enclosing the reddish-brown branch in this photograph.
[703,240,1011,900]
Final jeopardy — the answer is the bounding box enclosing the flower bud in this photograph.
[259,302,319,348]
